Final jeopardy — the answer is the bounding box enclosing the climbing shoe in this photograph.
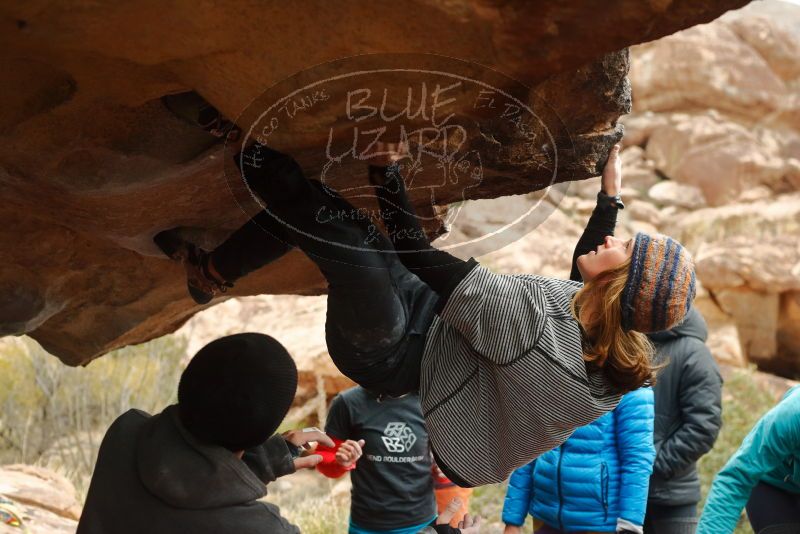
[154,230,232,305]
[162,91,241,141]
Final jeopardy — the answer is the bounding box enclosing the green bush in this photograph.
[0,336,186,498]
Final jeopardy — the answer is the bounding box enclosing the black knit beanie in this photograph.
[177,333,297,451]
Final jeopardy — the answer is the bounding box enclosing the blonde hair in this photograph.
[571,258,656,393]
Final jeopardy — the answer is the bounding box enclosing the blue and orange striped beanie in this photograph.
[621,233,696,333]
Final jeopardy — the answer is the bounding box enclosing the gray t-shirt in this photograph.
[325,387,437,530]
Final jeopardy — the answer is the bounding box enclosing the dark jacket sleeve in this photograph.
[259,501,301,534]
[569,193,621,283]
[242,434,296,484]
[653,341,723,479]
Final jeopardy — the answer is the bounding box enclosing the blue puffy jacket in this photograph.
[502,388,655,532]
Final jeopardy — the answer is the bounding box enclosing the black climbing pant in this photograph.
[210,210,294,283]
[644,503,698,534]
[368,164,478,304]
[746,482,800,534]
[227,143,440,395]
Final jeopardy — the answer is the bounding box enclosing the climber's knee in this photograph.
[348,315,406,353]
[327,283,407,353]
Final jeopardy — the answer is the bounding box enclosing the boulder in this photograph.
[707,322,747,368]
[777,291,800,376]
[664,193,800,258]
[0,465,81,534]
[714,288,779,362]
[691,236,800,293]
[572,176,603,200]
[644,113,788,205]
[0,0,750,365]
[737,185,776,203]
[786,158,800,189]
[647,180,707,209]
[630,2,800,127]
[627,1,800,207]
[724,4,800,86]
[626,199,663,227]
[694,282,746,367]
[620,112,673,148]
[661,189,800,372]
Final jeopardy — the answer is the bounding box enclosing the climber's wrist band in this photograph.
[598,190,625,210]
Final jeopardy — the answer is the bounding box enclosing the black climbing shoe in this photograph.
[162,91,242,141]
[154,230,232,305]
[197,104,241,141]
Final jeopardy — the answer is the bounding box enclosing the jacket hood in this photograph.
[136,405,266,509]
[647,306,708,344]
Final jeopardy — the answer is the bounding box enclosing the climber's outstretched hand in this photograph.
[601,144,622,197]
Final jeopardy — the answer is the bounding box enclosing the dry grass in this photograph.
[0,336,185,498]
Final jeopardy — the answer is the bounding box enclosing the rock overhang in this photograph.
[0,0,749,364]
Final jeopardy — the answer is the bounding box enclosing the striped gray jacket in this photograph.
[420,264,622,487]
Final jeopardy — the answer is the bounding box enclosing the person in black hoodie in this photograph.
[644,307,723,534]
[77,333,334,534]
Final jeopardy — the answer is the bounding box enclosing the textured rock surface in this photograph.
[777,291,800,372]
[0,503,76,534]
[648,180,707,209]
[624,0,800,376]
[628,0,800,205]
[0,465,80,521]
[0,1,748,365]
[630,3,800,127]
[663,195,800,374]
[644,112,791,205]
[0,465,80,533]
